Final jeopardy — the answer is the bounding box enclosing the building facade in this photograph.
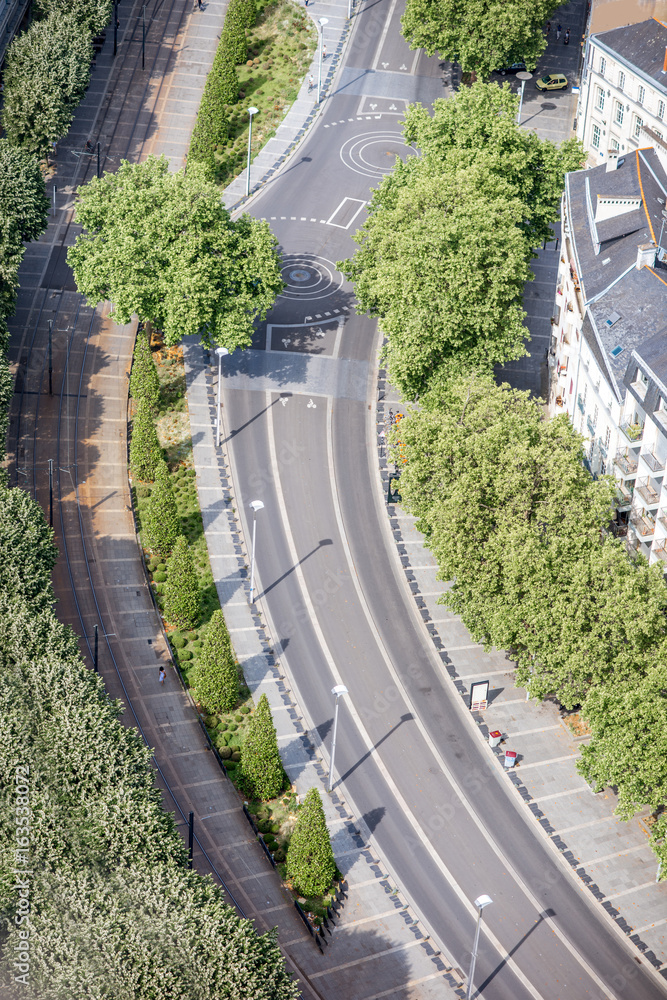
[576,17,667,166]
[550,148,667,566]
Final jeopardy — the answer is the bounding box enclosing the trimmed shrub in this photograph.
[286,788,336,897]
[163,536,200,629]
[187,631,199,641]
[130,330,160,409]
[130,398,162,481]
[188,46,237,178]
[157,563,167,572]
[227,722,238,733]
[240,693,284,800]
[154,571,167,583]
[191,609,237,715]
[143,458,180,556]
[220,746,232,759]
[274,847,286,863]
[222,22,246,66]
[240,704,251,714]
[225,760,237,771]
[231,751,241,762]
[235,713,244,722]
[178,649,193,662]
[171,636,187,649]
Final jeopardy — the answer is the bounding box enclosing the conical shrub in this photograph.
[163,535,200,629]
[129,330,160,410]
[130,398,161,481]
[240,693,284,800]
[143,458,179,557]
[286,788,336,897]
[193,609,237,713]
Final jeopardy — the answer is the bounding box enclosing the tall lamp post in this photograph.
[467,894,493,1000]
[317,17,329,103]
[215,346,228,447]
[246,106,259,198]
[516,71,533,125]
[248,500,264,604]
[328,684,348,792]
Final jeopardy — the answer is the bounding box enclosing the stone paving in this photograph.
[377,378,667,979]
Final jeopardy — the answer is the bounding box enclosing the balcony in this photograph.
[615,481,634,505]
[577,394,585,413]
[620,419,644,443]
[635,477,661,505]
[640,450,665,474]
[652,539,667,563]
[614,451,638,475]
[586,415,596,436]
[609,520,628,538]
[630,510,656,537]
[659,511,667,532]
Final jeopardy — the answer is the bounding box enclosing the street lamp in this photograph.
[328,684,348,792]
[215,346,228,447]
[467,894,493,1000]
[516,71,533,125]
[248,500,264,604]
[317,18,329,103]
[246,107,259,198]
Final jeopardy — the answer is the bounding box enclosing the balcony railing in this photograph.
[652,539,667,563]
[598,438,608,460]
[609,520,628,537]
[586,415,596,436]
[630,511,656,537]
[641,450,665,474]
[620,420,644,443]
[635,477,661,505]
[659,512,667,532]
[615,481,634,505]
[614,451,638,475]
[577,394,585,413]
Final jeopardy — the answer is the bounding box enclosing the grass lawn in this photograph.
[210,0,317,187]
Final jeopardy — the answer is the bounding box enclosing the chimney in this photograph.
[606,154,618,172]
[636,242,657,269]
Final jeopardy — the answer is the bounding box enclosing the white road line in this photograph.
[371,0,399,72]
[579,843,651,868]
[633,915,667,935]
[360,971,452,1000]
[531,786,589,803]
[557,815,617,835]
[508,724,561,737]
[310,939,423,978]
[516,753,580,770]
[606,881,660,900]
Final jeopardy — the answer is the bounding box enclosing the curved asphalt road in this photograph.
[220,1,667,997]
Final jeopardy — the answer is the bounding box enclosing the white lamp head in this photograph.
[332,684,348,697]
[248,106,259,116]
[215,346,229,357]
[319,16,328,25]
[474,894,493,909]
[249,500,264,513]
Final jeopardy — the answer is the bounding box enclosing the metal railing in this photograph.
[636,477,661,505]
[641,450,665,473]
[614,451,638,475]
[630,511,656,536]
[620,419,644,443]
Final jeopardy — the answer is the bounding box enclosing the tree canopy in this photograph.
[193,609,238,714]
[241,693,284,800]
[1,13,92,160]
[68,156,283,348]
[286,788,336,897]
[339,84,582,399]
[401,0,560,80]
[33,0,113,35]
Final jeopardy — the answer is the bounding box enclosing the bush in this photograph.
[188,46,237,178]
[171,636,187,649]
[240,704,251,714]
[220,746,232,759]
[227,722,238,733]
[225,760,237,771]
[286,788,336,897]
[273,848,286,863]
[143,458,180,556]
[130,398,162,481]
[258,820,271,834]
[235,713,244,722]
[187,631,199,641]
[228,740,241,751]
[157,563,167,572]
[240,693,284,800]
[191,640,203,651]
[222,22,246,66]
[178,649,193,662]
[130,330,160,409]
[191,609,237,715]
[163,536,200,629]
[154,571,167,583]
[231,751,241,762]
[270,823,280,834]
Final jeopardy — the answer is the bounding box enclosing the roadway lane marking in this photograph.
[371,0,400,72]
[606,881,660,900]
[507,724,561,737]
[515,753,580,770]
[634,916,667,934]
[326,196,367,229]
[440,643,478,651]
[454,668,512,678]
[340,907,404,927]
[309,939,423,978]
[578,844,650,868]
[557,815,617,835]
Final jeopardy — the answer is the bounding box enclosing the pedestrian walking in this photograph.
[197,0,202,9]
[546,21,550,35]
[564,27,570,44]
[308,73,314,91]
[323,43,327,58]
[159,666,166,684]
[556,23,561,39]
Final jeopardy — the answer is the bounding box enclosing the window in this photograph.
[633,114,643,138]
[604,425,611,450]
[656,130,664,141]
[610,137,620,151]
[592,124,601,149]
[618,70,625,91]
[638,85,645,105]
[659,100,666,120]
[600,56,607,76]
[595,86,605,111]
[600,460,607,475]
[593,405,599,426]
[614,101,624,126]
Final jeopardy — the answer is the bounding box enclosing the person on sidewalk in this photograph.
[564,27,570,44]
[556,23,561,39]
[159,666,166,684]
[308,73,314,91]
[546,21,550,35]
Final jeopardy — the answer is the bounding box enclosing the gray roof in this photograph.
[593,18,667,95]
[634,321,667,385]
[565,147,667,400]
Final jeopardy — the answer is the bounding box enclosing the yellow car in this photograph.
[536,73,568,91]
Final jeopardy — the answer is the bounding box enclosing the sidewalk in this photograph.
[376,380,667,978]
[182,338,464,999]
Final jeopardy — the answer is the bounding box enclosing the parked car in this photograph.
[535,73,568,91]
[496,62,527,75]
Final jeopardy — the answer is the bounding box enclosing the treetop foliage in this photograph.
[285,787,336,897]
[193,609,238,714]
[69,156,283,349]
[0,484,58,611]
[163,535,201,629]
[241,693,284,800]
[401,0,561,81]
[143,458,180,557]
[129,330,160,411]
[33,0,113,36]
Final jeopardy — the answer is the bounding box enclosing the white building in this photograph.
[577,17,667,166]
[550,147,667,565]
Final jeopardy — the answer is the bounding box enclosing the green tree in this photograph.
[129,398,162,482]
[286,788,336,897]
[193,609,238,714]
[240,693,284,800]
[69,157,280,348]
[0,140,49,245]
[239,0,256,28]
[401,0,559,80]
[1,13,92,159]
[0,484,58,611]
[129,330,160,410]
[33,0,113,35]
[143,459,179,557]
[339,85,582,399]
[163,535,200,629]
